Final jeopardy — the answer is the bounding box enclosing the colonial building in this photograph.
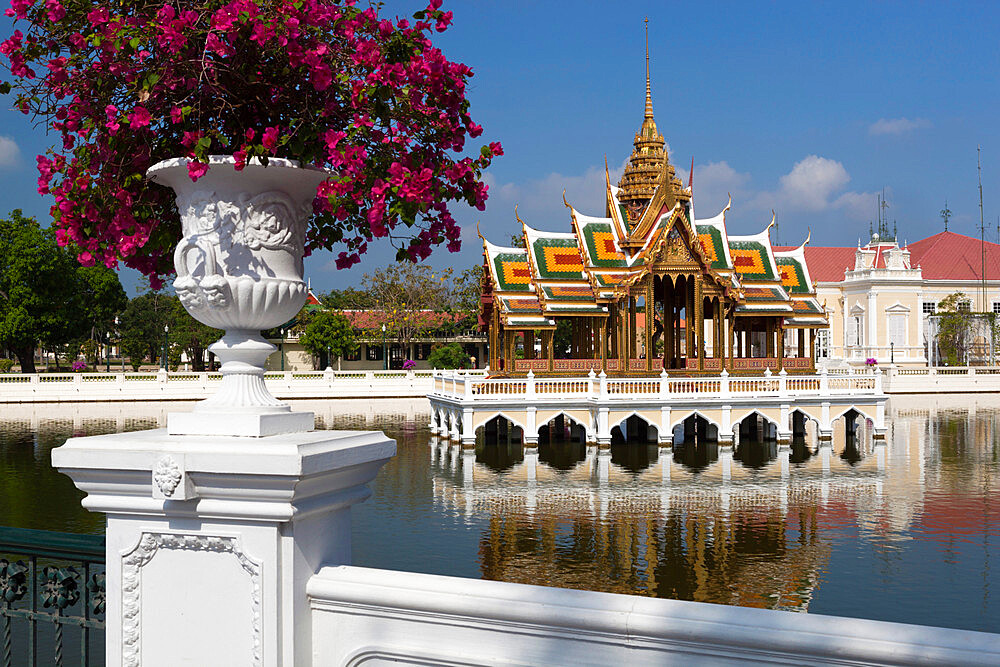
[793,230,1000,366]
[479,62,827,376]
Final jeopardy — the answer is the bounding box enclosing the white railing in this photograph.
[309,565,1000,666]
[432,368,883,402]
[882,365,1000,393]
[0,369,486,403]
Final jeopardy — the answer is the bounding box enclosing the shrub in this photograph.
[0,358,14,372]
[428,342,468,369]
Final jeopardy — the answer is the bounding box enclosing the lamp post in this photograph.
[115,316,124,372]
[105,331,111,372]
[280,328,285,372]
[326,345,331,370]
[890,342,894,365]
[381,324,387,371]
[163,324,169,371]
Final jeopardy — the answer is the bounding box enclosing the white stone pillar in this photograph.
[778,403,792,445]
[819,401,833,440]
[597,407,611,447]
[524,407,538,445]
[657,406,672,446]
[52,428,394,667]
[450,410,461,441]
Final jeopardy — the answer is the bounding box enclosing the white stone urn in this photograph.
[147,156,331,436]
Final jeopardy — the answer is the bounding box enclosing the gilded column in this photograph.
[547,330,555,372]
[645,278,654,372]
[777,323,785,371]
[809,328,816,370]
[686,276,695,363]
[695,277,704,371]
[600,321,607,371]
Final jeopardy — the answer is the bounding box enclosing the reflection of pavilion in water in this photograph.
[430,409,930,610]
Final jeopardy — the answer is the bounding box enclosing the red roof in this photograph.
[907,231,1000,280]
[777,231,1000,283]
[773,245,857,283]
[341,309,463,330]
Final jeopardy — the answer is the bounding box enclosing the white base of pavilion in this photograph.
[428,368,886,449]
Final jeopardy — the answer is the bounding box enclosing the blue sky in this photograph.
[1,1,998,294]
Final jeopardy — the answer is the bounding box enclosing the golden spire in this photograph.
[644,17,653,120]
[617,17,672,224]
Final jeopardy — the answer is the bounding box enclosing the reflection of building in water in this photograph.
[428,418,941,609]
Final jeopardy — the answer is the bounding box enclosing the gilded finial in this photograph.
[724,193,732,213]
[766,210,776,233]
[562,189,571,209]
[644,17,652,120]
[804,227,811,246]
[514,204,524,226]
[476,221,485,242]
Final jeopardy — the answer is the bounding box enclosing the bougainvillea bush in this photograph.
[0,0,501,286]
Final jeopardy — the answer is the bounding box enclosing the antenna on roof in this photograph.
[978,146,987,314]
[940,199,952,231]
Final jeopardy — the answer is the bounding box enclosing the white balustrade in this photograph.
[431,369,885,402]
[0,369,487,403]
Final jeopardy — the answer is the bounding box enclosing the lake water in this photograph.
[1,396,998,633]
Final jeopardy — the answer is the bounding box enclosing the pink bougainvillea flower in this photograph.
[128,106,151,128]
[261,126,279,152]
[187,160,209,181]
[0,0,501,280]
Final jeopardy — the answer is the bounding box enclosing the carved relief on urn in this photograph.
[147,156,331,436]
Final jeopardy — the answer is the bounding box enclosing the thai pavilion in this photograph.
[479,61,827,377]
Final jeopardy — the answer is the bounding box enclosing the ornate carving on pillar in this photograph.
[121,532,263,667]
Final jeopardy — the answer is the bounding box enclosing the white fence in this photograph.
[309,565,999,666]
[883,366,1000,393]
[432,368,881,402]
[0,369,486,403]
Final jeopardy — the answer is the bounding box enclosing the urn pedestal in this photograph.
[147,156,330,437]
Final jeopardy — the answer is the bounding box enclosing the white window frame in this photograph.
[816,328,831,359]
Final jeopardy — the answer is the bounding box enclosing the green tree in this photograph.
[78,265,128,345]
[428,342,469,369]
[363,263,451,354]
[121,331,149,371]
[165,297,220,371]
[935,293,974,365]
[321,288,375,310]
[118,291,173,366]
[438,264,484,336]
[0,210,96,372]
[299,311,358,369]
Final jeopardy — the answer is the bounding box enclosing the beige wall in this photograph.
[816,277,1000,366]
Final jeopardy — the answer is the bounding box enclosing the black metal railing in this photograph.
[0,526,105,667]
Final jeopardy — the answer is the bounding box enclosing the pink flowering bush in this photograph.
[0,0,501,286]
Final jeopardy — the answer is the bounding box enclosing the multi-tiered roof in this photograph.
[480,37,827,334]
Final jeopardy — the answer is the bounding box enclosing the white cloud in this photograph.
[470,160,628,244]
[466,153,875,252]
[869,117,932,136]
[748,155,873,221]
[0,136,20,168]
[677,161,751,217]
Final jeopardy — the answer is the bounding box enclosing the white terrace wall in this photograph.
[309,565,1000,666]
[0,369,489,403]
